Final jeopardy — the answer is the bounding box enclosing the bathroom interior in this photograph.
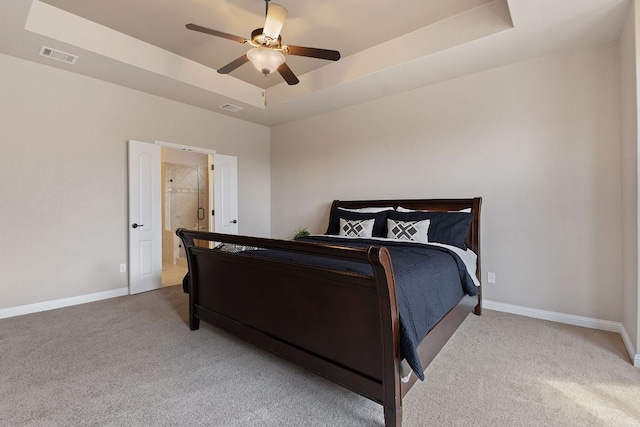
[161,147,212,287]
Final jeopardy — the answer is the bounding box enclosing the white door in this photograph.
[128,140,162,294]
[214,154,239,235]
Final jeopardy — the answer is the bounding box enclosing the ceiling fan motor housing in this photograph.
[251,28,282,49]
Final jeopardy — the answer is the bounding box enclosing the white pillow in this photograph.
[338,206,394,213]
[386,219,430,243]
[396,206,471,213]
[339,218,375,238]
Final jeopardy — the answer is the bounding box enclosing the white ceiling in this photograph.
[0,0,631,126]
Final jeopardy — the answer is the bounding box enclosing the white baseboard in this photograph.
[483,299,639,366]
[0,287,129,320]
[620,326,640,368]
[483,300,621,331]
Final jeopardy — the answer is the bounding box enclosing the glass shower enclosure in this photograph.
[164,162,210,262]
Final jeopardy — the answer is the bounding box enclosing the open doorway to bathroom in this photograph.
[161,147,212,287]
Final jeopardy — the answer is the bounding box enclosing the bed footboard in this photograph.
[177,229,403,421]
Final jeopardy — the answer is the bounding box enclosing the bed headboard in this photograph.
[329,198,482,281]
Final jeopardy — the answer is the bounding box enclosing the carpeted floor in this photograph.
[1,286,638,426]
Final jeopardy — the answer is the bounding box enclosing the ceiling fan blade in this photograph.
[217,55,250,74]
[263,3,288,39]
[186,24,247,44]
[286,45,341,61]
[277,62,299,85]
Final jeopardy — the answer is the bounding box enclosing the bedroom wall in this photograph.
[270,41,622,322]
[620,0,640,359]
[0,52,270,311]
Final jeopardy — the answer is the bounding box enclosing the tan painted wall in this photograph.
[0,53,270,310]
[271,42,622,322]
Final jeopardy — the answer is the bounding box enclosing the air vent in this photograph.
[39,46,78,64]
[219,103,243,113]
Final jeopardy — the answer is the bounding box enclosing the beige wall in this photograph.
[621,0,640,357]
[0,34,632,333]
[0,52,270,310]
[271,41,622,322]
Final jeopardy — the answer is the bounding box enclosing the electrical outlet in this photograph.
[487,272,496,284]
[120,263,127,273]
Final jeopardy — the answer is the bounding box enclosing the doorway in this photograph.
[128,140,238,295]
[160,147,213,287]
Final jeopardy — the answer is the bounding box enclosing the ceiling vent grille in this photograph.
[39,46,78,64]
[219,103,243,113]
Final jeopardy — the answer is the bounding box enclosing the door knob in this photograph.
[230,220,237,224]
[132,223,144,229]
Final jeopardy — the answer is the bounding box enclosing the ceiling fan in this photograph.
[186,0,341,85]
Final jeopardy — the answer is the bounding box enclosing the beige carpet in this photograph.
[1,286,638,426]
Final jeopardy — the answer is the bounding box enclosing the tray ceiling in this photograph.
[0,0,630,125]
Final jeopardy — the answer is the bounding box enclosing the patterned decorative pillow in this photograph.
[386,218,430,243]
[339,218,375,238]
[326,209,390,237]
[387,210,472,249]
[214,243,264,253]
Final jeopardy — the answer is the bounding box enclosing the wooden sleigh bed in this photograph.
[176,198,482,426]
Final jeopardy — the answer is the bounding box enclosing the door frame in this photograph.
[128,140,217,295]
[155,140,216,156]
[155,140,217,233]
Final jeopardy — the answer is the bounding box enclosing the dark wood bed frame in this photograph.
[176,198,482,426]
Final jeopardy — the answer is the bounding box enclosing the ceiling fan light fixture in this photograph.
[247,47,285,75]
